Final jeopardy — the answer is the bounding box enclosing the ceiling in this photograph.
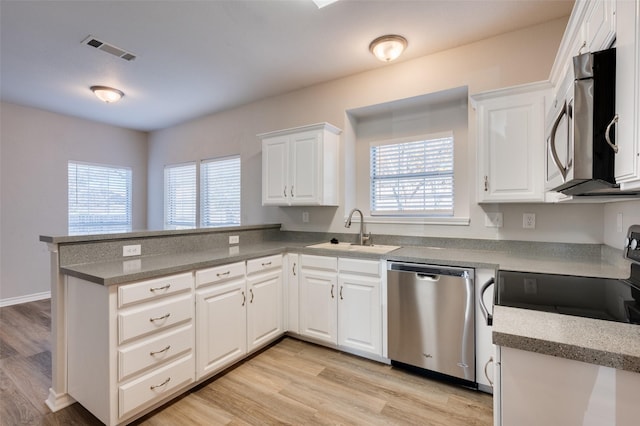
[0,0,574,132]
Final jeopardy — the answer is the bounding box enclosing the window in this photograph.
[164,162,196,229]
[68,161,132,235]
[164,156,241,230]
[370,132,454,216]
[201,156,241,227]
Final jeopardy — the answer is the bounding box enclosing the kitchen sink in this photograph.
[306,242,400,254]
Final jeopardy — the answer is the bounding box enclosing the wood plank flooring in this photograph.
[0,299,492,425]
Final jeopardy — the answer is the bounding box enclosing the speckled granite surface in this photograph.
[46,226,636,374]
[493,306,640,374]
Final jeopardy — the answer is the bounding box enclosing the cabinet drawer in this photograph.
[300,254,337,271]
[247,254,282,275]
[118,353,194,419]
[338,258,381,277]
[118,324,193,381]
[118,294,193,344]
[118,273,193,308]
[195,261,245,288]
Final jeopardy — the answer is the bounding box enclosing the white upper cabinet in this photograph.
[473,82,549,203]
[614,0,640,189]
[259,123,341,206]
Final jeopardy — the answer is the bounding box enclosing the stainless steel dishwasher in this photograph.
[387,261,476,387]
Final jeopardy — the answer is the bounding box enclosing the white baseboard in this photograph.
[0,291,51,307]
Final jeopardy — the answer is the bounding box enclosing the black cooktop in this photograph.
[496,268,640,325]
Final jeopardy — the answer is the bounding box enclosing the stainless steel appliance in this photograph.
[387,262,475,387]
[546,47,617,195]
[483,225,640,326]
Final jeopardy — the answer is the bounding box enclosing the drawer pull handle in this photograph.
[149,313,170,322]
[261,261,272,267]
[149,284,170,292]
[216,271,231,278]
[150,345,171,356]
[150,377,171,390]
[331,285,334,299]
[292,262,296,276]
[340,286,343,300]
[241,291,246,306]
[250,289,254,304]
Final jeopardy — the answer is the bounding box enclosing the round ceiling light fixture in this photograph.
[369,34,408,62]
[90,85,124,103]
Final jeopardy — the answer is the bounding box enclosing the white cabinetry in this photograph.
[337,258,382,357]
[195,262,247,379]
[284,253,299,334]
[259,123,341,206]
[475,269,495,394]
[299,254,338,344]
[615,0,640,189]
[299,255,383,358]
[246,255,283,351]
[497,346,640,426]
[472,82,549,203]
[67,272,195,426]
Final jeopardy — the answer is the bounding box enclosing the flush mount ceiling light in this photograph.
[369,35,408,62]
[90,85,124,103]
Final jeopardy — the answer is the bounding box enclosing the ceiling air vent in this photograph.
[82,35,137,61]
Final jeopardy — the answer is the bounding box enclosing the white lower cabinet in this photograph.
[299,254,338,344]
[337,258,382,356]
[475,269,495,393]
[195,262,247,379]
[195,255,283,379]
[497,346,640,426]
[299,254,383,358]
[67,272,196,426]
[284,253,300,334]
[246,255,283,351]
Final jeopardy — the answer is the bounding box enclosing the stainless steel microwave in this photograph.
[545,47,617,195]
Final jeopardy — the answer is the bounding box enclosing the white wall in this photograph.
[604,200,640,248]
[0,102,148,303]
[149,17,605,245]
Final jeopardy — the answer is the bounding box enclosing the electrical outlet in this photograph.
[229,235,239,244]
[523,213,536,229]
[302,211,309,223]
[484,212,503,228]
[122,244,141,257]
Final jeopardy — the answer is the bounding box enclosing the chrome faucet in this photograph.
[345,208,371,246]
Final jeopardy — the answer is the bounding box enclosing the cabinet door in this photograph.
[262,136,289,205]
[499,346,640,426]
[289,130,320,205]
[475,85,547,202]
[299,268,338,344]
[615,0,640,189]
[337,273,381,356]
[475,269,495,393]
[195,278,246,379]
[247,268,283,352]
[285,253,300,334]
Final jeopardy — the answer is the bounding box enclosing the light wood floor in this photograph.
[0,299,492,425]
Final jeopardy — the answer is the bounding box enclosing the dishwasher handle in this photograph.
[479,278,495,326]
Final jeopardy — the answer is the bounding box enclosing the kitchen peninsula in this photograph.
[41,224,639,425]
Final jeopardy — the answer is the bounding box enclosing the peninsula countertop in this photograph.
[52,236,638,374]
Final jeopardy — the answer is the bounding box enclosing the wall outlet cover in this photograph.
[229,235,239,244]
[122,244,141,257]
[523,213,536,229]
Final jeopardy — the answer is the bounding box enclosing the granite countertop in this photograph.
[58,238,638,374]
[493,305,640,374]
[60,239,631,285]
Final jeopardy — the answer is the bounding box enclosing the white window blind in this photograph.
[68,161,132,235]
[201,156,241,227]
[164,163,196,229]
[370,133,454,216]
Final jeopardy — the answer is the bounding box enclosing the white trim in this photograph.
[0,291,51,307]
[45,388,76,412]
[368,130,454,148]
